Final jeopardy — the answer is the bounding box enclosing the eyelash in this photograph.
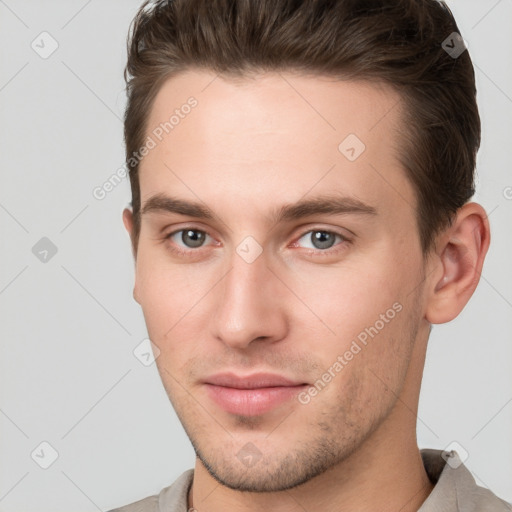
[163,227,351,258]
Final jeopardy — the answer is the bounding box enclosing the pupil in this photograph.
[312,231,334,249]
[183,230,205,248]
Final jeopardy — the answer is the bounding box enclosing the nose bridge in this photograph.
[212,245,287,347]
[222,248,271,319]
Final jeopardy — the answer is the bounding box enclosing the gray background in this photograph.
[0,1,511,510]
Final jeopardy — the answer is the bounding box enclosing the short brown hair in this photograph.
[124,0,480,253]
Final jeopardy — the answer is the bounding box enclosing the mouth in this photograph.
[202,372,309,416]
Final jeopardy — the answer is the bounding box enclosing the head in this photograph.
[122,0,489,493]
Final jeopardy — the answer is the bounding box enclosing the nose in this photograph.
[211,247,289,350]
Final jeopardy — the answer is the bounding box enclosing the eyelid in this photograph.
[163,224,352,258]
[165,226,217,249]
[290,227,351,251]
[162,220,216,238]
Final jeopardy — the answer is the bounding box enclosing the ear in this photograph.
[122,207,141,304]
[425,202,490,324]
[122,207,137,258]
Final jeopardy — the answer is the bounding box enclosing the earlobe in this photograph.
[122,207,138,260]
[122,207,141,303]
[122,207,134,236]
[425,202,490,324]
[133,283,141,305]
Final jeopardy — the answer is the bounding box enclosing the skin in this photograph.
[122,69,490,512]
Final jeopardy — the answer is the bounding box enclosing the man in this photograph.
[111,0,511,510]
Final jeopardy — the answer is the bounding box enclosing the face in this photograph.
[128,69,430,492]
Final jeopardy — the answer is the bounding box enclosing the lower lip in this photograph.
[204,384,307,416]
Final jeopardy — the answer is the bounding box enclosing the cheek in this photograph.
[287,255,407,344]
[285,251,419,401]
[301,297,418,432]
[134,248,223,375]
[135,245,206,329]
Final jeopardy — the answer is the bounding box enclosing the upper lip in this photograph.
[203,372,307,389]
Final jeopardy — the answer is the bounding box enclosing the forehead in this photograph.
[146,69,403,143]
[139,69,414,222]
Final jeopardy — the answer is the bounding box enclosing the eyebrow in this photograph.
[140,192,377,224]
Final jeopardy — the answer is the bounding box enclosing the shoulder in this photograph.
[420,448,512,512]
[107,469,194,512]
[464,484,512,511]
[108,494,159,512]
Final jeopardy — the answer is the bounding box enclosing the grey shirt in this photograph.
[109,449,511,511]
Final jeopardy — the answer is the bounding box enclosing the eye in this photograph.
[167,228,212,249]
[295,230,347,251]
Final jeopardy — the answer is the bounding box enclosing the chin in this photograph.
[192,436,345,493]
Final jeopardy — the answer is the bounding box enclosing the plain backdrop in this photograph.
[0,1,511,510]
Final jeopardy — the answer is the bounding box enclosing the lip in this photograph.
[203,372,308,416]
